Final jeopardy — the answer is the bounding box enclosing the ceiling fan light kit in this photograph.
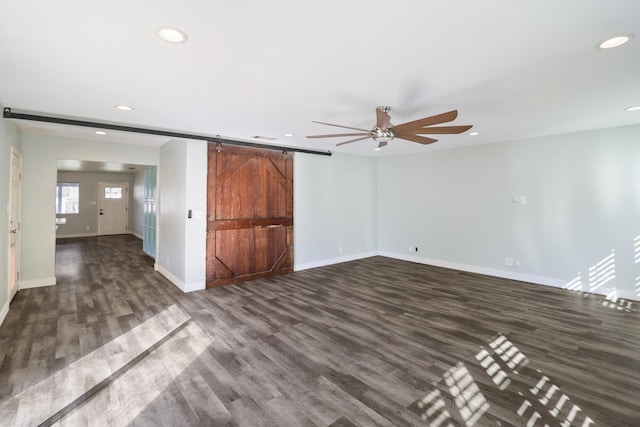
[307,106,473,149]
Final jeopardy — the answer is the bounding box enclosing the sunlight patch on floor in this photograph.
[0,305,190,426]
[417,333,594,426]
[54,322,215,425]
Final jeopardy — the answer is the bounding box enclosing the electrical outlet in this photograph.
[505,257,514,267]
[408,245,413,252]
[338,245,343,254]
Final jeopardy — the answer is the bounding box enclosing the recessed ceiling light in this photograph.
[283,133,295,137]
[469,132,479,136]
[374,147,382,151]
[157,27,188,43]
[625,106,640,112]
[94,131,107,135]
[115,105,134,111]
[597,34,634,49]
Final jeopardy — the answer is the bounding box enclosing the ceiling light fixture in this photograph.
[157,27,188,43]
[625,106,640,112]
[94,131,107,135]
[373,147,382,151]
[283,133,295,137]
[115,105,134,111]
[597,34,634,49]
[469,132,479,136]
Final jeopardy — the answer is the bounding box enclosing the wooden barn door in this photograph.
[206,144,293,287]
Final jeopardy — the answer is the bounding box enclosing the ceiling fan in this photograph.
[307,106,473,149]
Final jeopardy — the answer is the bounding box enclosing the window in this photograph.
[104,186,123,199]
[56,183,79,214]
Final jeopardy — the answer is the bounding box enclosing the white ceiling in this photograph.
[57,159,151,174]
[1,0,639,158]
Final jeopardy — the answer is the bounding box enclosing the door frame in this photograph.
[97,181,129,236]
[8,146,22,301]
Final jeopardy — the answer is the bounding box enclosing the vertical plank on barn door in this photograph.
[206,144,293,287]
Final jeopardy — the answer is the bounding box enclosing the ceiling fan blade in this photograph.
[307,132,370,139]
[395,133,439,145]
[376,107,391,130]
[336,136,371,146]
[413,125,473,135]
[312,120,370,132]
[393,110,458,133]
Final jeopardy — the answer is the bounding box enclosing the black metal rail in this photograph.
[3,107,332,156]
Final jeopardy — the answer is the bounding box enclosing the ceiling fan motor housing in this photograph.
[372,127,395,143]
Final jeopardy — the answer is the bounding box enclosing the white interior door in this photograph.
[98,182,129,235]
[8,147,22,300]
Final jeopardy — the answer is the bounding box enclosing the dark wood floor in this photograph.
[1,235,639,426]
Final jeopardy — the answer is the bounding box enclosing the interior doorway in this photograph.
[8,147,22,301]
[98,182,129,235]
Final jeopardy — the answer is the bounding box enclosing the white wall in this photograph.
[184,142,207,288]
[0,104,22,325]
[12,121,637,308]
[294,152,378,270]
[156,139,207,292]
[20,133,158,287]
[157,147,378,288]
[378,124,640,301]
[56,171,135,238]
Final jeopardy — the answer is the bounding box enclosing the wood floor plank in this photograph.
[0,235,639,425]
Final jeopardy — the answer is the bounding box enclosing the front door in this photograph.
[8,147,22,301]
[98,182,129,235]
[206,144,293,287]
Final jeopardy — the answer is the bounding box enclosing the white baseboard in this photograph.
[379,251,640,302]
[4,278,57,326]
[0,300,9,327]
[294,251,379,271]
[183,280,206,292]
[19,277,56,289]
[56,232,98,239]
[578,286,639,303]
[380,251,565,286]
[156,265,184,291]
[609,288,639,302]
[57,232,145,239]
[156,264,205,293]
